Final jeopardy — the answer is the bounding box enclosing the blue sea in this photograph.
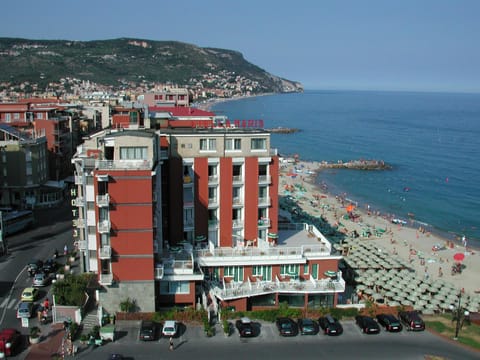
[211,90,480,246]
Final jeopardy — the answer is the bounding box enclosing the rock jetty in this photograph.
[319,159,391,170]
[266,127,300,134]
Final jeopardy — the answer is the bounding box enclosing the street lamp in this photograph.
[449,291,469,340]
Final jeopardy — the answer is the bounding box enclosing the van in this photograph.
[398,311,425,331]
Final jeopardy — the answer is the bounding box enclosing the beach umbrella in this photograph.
[407,294,418,302]
[388,300,401,307]
[195,235,207,242]
[371,293,383,301]
[356,284,367,291]
[422,308,435,315]
[401,299,413,306]
[385,291,396,298]
[453,252,465,262]
[324,270,338,278]
[364,288,374,295]
[393,295,404,301]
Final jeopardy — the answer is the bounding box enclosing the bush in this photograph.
[30,326,41,339]
[119,298,137,313]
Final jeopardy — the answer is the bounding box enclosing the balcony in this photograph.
[97,220,111,233]
[99,245,111,259]
[96,194,110,207]
[99,273,113,285]
[232,219,243,229]
[208,197,218,208]
[76,240,87,250]
[258,175,271,184]
[232,197,243,207]
[74,175,83,185]
[257,218,271,228]
[258,196,271,207]
[96,159,152,170]
[195,244,331,267]
[163,259,194,275]
[208,219,218,229]
[232,175,243,184]
[208,175,218,184]
[210,273,345,301]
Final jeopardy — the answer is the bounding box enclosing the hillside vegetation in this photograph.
[0,37,302,93]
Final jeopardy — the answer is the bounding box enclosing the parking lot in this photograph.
[112,318,425,345]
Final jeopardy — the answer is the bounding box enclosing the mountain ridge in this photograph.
[0,37,303,94]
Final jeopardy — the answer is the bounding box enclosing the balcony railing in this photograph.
[96,159,152,170]
[99,245,111,259]
[258,175,271,184]
[258,197,271,206]
[74,175,83,185]
[72,197,84,207]
[257,218,271,227]
[232,175,243,184]
[99,273,113,285]
[163,260,194,275]
[97,220,111,233]
[232,197,243,206]
[96,194,110,207]
[208,197,218,207]
[210,273,345,300]
[73,218,85,228]
[208,175,218,184]
[232,219,243,228]
[208,219,218,229]
[195,244,331,266]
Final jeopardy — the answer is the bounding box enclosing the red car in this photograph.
[0,328,22,357]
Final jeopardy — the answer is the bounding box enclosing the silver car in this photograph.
[33,272,49,287]
[16,302,33,318]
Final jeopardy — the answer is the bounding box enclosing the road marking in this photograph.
[0,297,8,308]
[8,298,18,309]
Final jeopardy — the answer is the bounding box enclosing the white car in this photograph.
[162,320,177,337]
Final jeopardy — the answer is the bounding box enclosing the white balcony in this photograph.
[99,273,113,285]
[208,197,218,208]
[74,175,83,185]
[210,273,346,301]
[99,245,111,259]
[73,218,85,228]
[208,219,218,229]
[97,220,111,233]
[232,219,243,229]
[257,218,271,227]
[258,175,271,184]
[232,175,243,184]
[232,197,243,206]
[96,194,110,207]
[208,175,219,184]
[258,197,271,207]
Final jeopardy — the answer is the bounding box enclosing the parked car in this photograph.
[376,314,403,332]
[235,317,255,337]
[355,315,380,334]
[318,314,343,336]
[21,287,38,302]
[297,318,319,335]
[42,259,57,274]
[26,259,43,276]
[398,311,425,331]
[33,272,50,287]
[0,328,22,357]
[16,302,33,319]
[108,355,124,360]
[139,320,156,341]
[276,317,298,337]
[161,320,178,337]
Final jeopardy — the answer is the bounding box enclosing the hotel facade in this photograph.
[71,106,344,314]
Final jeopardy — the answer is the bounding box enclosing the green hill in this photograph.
[0,37,302,93]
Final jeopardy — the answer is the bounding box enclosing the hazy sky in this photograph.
[3,0,480,92]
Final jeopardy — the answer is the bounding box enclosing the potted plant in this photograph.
[29,326,41,344]
[222,319,230,337]
[68,252,76,263]
[56,267,65,280]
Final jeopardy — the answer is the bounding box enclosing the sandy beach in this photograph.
[278,157,480,311]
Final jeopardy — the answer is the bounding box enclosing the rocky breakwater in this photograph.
[319,159,391,170]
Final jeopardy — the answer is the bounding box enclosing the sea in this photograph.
[210,90,480,247]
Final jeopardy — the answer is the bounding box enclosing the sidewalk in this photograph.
[24,323,66,360]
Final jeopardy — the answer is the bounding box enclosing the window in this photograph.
[160,281,190,294]
[200,138,216,151]
[225,138,241,150]
[303,264,309,275]
[224,266,244,281]
[119,146,147,160]
[208,187,217,202]
[37,113,43,119]
[311,264,318,280]
[4,114,11,123]
[252,265,272,281]
[14,113,20,120]
[280,264,300,277]
[251,138,266,150]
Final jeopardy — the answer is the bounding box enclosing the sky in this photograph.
[2,0,480,93]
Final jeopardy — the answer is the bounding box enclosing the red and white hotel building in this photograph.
[71,105,344,313]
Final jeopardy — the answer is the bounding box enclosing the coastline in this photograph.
[279,157,479,300]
